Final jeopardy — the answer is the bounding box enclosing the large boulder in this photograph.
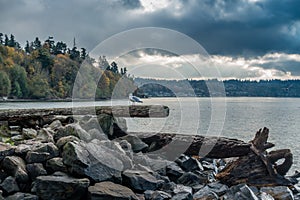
[260,186,294,200]
[32,172,90,200]
[122,170,164,192]
[0,176,20,195]
[88,181,138,200]
[1,156,28,183]
[25,142,59,163]
[62,140,132,182]
[36,128,54,143]
[5,192,38,200]
[117,135,148,153]
[46,157,68,173]
[26,163,47,180]
[22,128,37,139]
[144,190,171,200]
[177,172,207,186]
[97,114,127,139]
[166,162,184,182]
[55,123,91,142]
[223,184,259,200]
[193,189,218,200]
[175,155,204,172]
[0,142,15,161]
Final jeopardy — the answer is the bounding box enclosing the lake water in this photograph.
[1,97,299,174]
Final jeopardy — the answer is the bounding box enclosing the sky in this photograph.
[1,0,300,80]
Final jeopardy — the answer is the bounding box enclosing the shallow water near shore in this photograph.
[1,97,299,174]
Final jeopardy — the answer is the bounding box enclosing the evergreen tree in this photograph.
[4,34,9,46]
[80,48,87,60]
[110,61,118,73]
[33,37,42,49]
[0,71,11,97]
[0,33,3,44]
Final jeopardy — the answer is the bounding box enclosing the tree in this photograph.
[0,71,11,97]
[69,47,80,60]
[25,41,31,54]
[4,34,9,46]
[53,41,67,55]
[9,65,29,98]
[33,37,42,49]
[0,33,3,44]
[80,48,87,60]
[45,36,55,53]
[110,61,118,73]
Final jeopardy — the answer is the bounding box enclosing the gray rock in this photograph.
[46,157,68,173]
[259,192,275,200]
[173,184,192,195]
[193,188,218,200]
[56,135,80,149]
[32,172,90,200]
[48,120,63,131]
[166,162,184,182]
[55,123,91,142]
[202,182,229,196]
[88,181,138,200]
[117,135,148,153]
[62,140,131,182]
[261,186,294,200]
[0,176,20,194]
[26,163,47,180]
[144,190,171,200]
[175,155,204,172]
[0,142,15,161]
[25,142,59,163]
[1,156,28,183]
[224,184,259,200]
[11,135,24,141]
[172,193,192,200]
[88,128,108,140]
[22,128,37,139]
[119,140,134,159]
[122,170,164,192]
[6,192,39,200]
[36,128,54,143]
[177,172,207,186]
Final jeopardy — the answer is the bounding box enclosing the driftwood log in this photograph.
[0,105,169,127]
[134,127,293,186]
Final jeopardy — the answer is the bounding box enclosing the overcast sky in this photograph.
[1,0,300,80]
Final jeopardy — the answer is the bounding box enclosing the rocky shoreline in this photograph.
[0,113,299,200]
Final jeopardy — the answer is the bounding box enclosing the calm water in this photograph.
[1,97,299,173]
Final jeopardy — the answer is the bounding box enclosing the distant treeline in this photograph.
[0,33,135,99]
[135,78,300,97]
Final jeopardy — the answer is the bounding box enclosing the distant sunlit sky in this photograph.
[0,0,300,80]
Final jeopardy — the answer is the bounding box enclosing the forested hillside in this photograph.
[0,33,135,99]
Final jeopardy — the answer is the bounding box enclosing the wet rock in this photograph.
[36,128,54,143]
[46,157,68,173]
[56,135,80,150]
[224,184,259,200]
[177,172,207,186]
[166,162,184,182]
[117,135,148,153]
[5,192,39,200]
[55,123,91,142]
[122,170,164,192]
[0,142,15,161]
[22,128,37,139]
[26,163,47,180]
[62,140,131,182]
[88,181,138,200]
[1,156,28,183]
[175,155,204,172]
[0,176,20,194]
[261,186,294,200]
[32,172,90,200]
[144,190,171,200]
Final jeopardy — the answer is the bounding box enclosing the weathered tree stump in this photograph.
[216,127,293,186]
[133,127,293,186]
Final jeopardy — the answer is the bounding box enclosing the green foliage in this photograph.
[0,71,11,96]
[0,32,135,100]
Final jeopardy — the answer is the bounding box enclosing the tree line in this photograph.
[0,33,135,99]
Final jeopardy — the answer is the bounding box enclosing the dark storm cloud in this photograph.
[0,0,299,79]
